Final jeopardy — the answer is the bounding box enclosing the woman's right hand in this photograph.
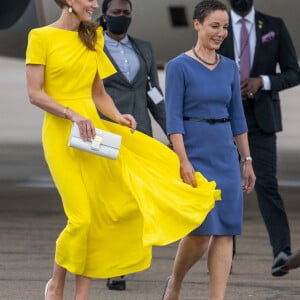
[169,133,196,187]
[76,119,96,141]
[180,159,197,188]
[67,110,96,141]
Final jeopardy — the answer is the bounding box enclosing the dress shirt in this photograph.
[230,7,270,90]
[104,32,140,83]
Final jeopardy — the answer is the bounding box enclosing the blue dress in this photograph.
[165,54,248,235]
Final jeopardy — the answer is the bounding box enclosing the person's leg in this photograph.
[45,263,67,300]
[208,235,233,300]
[163,235,210,300]
[249,132,291,257]
[73,275,91,300]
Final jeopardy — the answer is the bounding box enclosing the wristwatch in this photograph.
[241,156,252,163]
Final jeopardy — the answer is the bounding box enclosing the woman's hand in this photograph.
[117,114,137,133]
[180,159,197,188]
[242,161,256,194]
[169,133,196,187]
[68,110,96,141]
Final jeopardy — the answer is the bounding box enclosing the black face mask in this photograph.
[230,0,253,15]
[105,15,132,35]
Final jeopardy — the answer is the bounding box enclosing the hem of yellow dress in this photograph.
[54,253,152,279]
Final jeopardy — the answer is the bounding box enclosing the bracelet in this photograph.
[241,156,252,163]
[63,107,69,119]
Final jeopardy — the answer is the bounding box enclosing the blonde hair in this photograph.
[54,0,98,50]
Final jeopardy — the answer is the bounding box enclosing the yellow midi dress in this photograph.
[26,26,221,278]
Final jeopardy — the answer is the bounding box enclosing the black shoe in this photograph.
[272,249,300,277]
[106,276,126,291]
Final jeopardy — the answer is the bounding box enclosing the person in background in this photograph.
[219,0,300,277]
[162,1,255,299]
[26,1,220,298]
[98,0,167,290]
[99,0,166,137]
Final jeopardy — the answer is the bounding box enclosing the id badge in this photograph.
[147,87,164,104]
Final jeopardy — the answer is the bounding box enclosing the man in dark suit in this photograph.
[219,0,300,276]
[97,0,167,290]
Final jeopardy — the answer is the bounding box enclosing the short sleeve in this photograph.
[95,27,116,79]
[25,29,47,65]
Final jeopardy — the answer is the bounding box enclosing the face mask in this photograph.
[105,15,132,35]
[230,0,253,14]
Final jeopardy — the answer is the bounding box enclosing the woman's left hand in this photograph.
[242,162,256,194]
[117,114,137,133]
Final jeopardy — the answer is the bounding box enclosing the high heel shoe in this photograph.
[161,276,171,300]
[44,279,51,298]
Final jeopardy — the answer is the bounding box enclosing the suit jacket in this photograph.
[101,35,166,137]
[218,10,300,133]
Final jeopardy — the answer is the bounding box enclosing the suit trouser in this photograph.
[248,131,291,258]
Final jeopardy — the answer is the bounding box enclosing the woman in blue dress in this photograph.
[162,1,256,299]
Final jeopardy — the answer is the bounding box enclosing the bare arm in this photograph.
[26,64,68,118]
[92,73,136,132]
[234,132,256,194]
[169,133,196,187]
[26,66,136,140]
[26,64,96,141]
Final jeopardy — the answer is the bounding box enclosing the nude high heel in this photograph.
[44,279,51,298]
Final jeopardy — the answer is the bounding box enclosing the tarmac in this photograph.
[0,56,300,299]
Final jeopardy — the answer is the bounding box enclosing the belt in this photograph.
[183,117,230,124]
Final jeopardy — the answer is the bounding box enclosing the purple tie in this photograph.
[239,18,250,82]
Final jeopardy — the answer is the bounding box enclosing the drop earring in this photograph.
[68,6,73,13]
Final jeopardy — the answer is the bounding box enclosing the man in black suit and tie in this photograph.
[219,0,300,276]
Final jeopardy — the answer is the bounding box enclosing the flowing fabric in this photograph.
[26,26,220,278]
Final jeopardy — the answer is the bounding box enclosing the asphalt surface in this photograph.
[0,57,300,299]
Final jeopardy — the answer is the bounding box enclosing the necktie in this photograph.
[239,18,250,82]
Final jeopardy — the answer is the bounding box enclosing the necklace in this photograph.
[192,46,218,65]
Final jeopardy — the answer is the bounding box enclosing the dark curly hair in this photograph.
[193,0,228,23]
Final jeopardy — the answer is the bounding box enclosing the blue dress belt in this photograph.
[183,117,230,124]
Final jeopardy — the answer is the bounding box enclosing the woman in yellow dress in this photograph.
[26,0,220,299]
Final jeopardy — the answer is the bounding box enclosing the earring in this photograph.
[68,6,73,13]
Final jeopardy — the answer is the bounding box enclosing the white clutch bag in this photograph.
[68,123,122,160]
